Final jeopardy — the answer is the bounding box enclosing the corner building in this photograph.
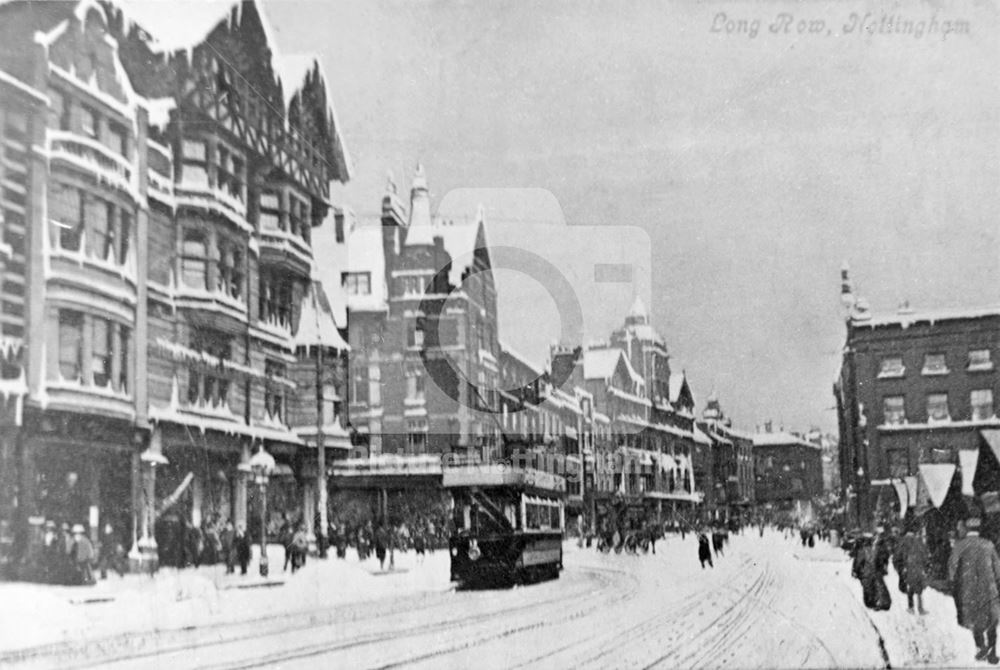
[0,0,352,577]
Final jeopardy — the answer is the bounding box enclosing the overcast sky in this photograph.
[256,0,1000,433]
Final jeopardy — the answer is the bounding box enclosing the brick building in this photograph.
[0,0,352,577]
[338,168,501,460]
[753,424,824,522]
[835,283,1000,528]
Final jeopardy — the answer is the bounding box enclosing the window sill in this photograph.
[968,364,995,373]
[877,371,906,379]
[921,369,950,376]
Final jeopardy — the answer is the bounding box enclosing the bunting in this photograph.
[891,479,909,511]
[919,463,955,509]
[959,449,980,497]
[983,430,1000,465]
[904,476,918,508]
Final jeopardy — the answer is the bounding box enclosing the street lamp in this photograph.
[249,446,276,577]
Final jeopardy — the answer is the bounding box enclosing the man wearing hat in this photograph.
[949,516,1000,664]
[71,524,95,586]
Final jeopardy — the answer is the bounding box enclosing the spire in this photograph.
[408,163,432,229]
[628,294,648,323]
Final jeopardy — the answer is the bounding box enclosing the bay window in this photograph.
[187,329,231,407]
[217,238,244,299]
[89,198,114,260]
[91,317,112,387]
[58,310,83,380]
[264,360,286,423]
[181,138,209,187]
[51,182,83,251]
[181,229,209,289]
[259,269,292,327]
[259,191,282,231]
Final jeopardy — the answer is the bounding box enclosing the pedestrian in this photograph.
[71,525,95,586]
[234,524,251,576]
[698,529,713,569]
[41,520,60,584]
[281,520,295,572]
[899,523,929,615]
[949,517,1000,663]
[220,520,235,574]
[648,525,657,555]
[291,524,309,572]
[413,528,426,563]
[98,523,124,579]
[374,524,389,571]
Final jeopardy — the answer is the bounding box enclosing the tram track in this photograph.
[121,564,636,670]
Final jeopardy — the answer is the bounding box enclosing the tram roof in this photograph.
[442,465,567,495]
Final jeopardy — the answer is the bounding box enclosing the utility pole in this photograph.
[312,286,329,559]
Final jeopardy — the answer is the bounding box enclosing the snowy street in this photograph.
[3,529,983,669]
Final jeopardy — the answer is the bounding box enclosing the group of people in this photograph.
[849,522,929,616]
[697,524,730,568]
[848,515,1000,664]
[593,524,661,555]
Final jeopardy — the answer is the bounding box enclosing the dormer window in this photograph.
[922,353,949,376]
[878,356,905,379]
[969,349,993,372]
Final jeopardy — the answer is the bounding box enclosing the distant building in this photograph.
[753,423,824,521]
[699,393,756,521]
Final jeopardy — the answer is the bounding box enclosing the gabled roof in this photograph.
[583,348,644,388]
[668,371,693,406]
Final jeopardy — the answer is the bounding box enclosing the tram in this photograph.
[443,465,566,587]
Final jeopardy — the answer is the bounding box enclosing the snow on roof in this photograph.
[583,348,644,386]
[117,0,237,54]
[752,431,819,449]
[343,223,387,312]
[853,303,1000,330]
[692,425,712,446]
[499,342,544,376]
[292,281,349,351]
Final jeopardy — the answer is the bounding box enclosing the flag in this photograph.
[959,449,980,497]
[919,463,955,509]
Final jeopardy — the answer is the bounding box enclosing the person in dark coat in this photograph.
[234,524,251,576]
[41,520,61,584]
[374,525,389,571]
[72,525,96,586]
[98,523,124,579]
[856,531,891,611]
[697,530,713,569]
[220,521,235,574]
[949,517,1000,663]
[899,524,929,615]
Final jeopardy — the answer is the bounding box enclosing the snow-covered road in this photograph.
[82,530,896,670]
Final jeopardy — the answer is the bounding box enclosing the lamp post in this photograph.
[249,446,275,577]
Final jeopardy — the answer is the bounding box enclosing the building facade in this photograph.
[0,0,351,578]
[836,285,1000,528]
[753,424,824,522]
